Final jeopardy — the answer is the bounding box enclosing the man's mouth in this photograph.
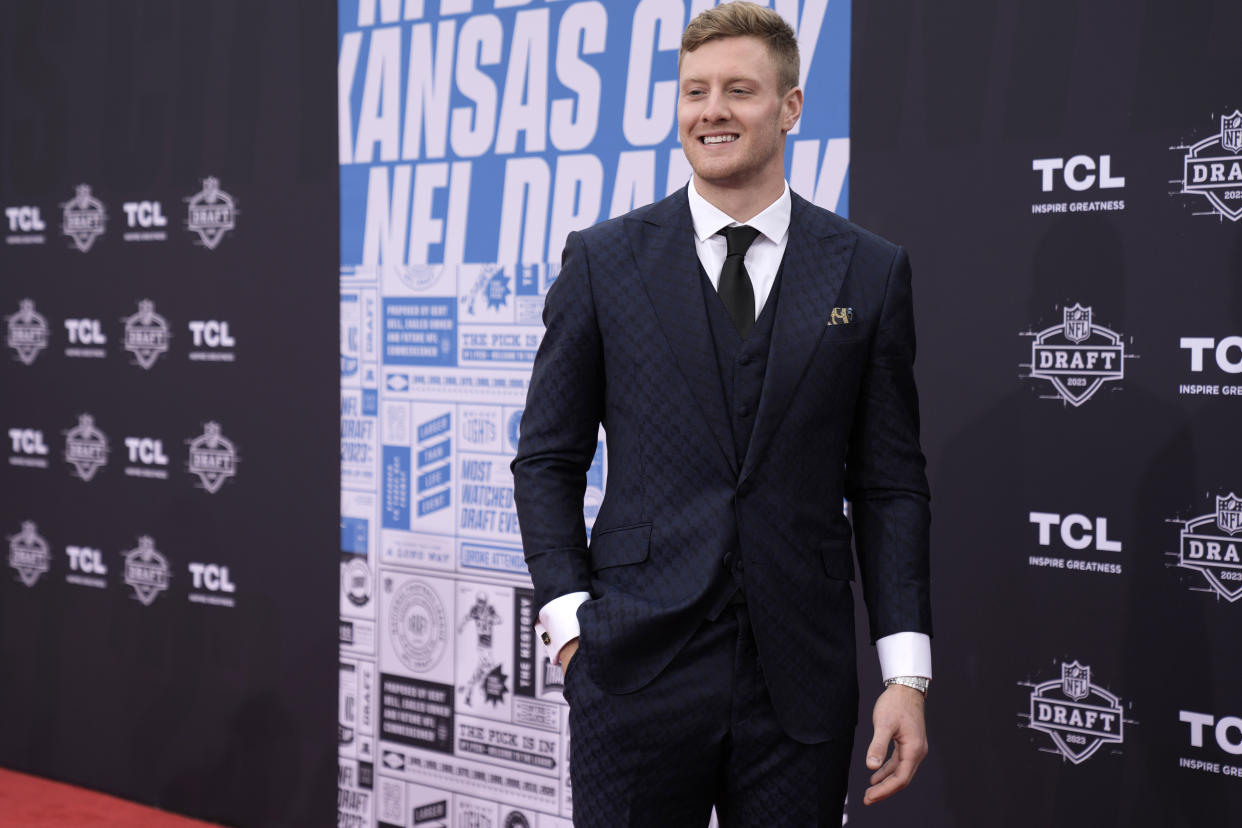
[701,134,738,144]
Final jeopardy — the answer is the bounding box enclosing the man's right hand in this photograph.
[559,637,580,673]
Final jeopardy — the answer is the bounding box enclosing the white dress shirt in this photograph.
[535,178,932,683]
[687,177,790,317]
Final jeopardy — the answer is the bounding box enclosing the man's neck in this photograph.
[691,172,786,224]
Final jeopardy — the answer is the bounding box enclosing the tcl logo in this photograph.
[1029,512,1122,551]
[67,545,107,575]
[1032,155,1125,192]
[5,206,46,232]
[8,428,48,455]
[1180,711,1242,755]
[65,318,107,345]
[124,437,169,466]
[188,320,235,348]
[122,201,167,228]
[1181,337,1242,374]
[189,562,235,593]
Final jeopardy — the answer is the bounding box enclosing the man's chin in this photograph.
[688,163,753,191]
[686,151,734,176]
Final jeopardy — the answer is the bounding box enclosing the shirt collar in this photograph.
[687,178,791,245]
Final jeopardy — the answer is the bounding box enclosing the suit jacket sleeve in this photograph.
[844,245,933,642]
[511,230,604,610]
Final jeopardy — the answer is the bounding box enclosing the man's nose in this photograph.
[702,90,730,121]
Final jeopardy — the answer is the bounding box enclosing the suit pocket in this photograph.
[588,523,651,571]
[560,650,580,704]
[819,324,868,345]
[820,539,855,581]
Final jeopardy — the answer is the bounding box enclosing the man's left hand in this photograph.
[863,683,928,805]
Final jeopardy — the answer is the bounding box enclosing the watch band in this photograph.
[884,675,930,696]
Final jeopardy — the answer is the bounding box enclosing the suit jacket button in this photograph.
[737,354,751,366]
[736,404,751,417]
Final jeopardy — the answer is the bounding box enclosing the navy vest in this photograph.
[698,260,783,612]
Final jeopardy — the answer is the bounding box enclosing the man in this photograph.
[512,3,931,824]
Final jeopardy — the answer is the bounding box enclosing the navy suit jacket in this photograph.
[512,186,931,743]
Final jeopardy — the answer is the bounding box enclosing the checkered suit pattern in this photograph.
[512,187,931,744]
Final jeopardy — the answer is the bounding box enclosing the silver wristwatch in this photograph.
[884,676,930,697]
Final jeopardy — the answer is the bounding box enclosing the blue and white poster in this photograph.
[338,1,849,823]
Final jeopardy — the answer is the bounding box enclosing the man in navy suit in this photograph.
[512,3,931,824]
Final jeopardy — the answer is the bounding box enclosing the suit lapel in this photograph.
[630,189,737,475]
[739,194,857,486]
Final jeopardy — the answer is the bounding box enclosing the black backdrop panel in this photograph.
[850,0,1242,825]
[0,2,338,826]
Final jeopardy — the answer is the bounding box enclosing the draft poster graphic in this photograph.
[337,1,851,824]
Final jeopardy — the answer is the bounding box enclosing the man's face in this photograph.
[678,36,802,191]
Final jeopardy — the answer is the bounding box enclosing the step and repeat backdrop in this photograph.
[5,1,1235,826]
[851,0,1242,825]
[0,2,339,826]
[335,1,850,825]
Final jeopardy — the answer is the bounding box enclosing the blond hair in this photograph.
[680,2,800,91]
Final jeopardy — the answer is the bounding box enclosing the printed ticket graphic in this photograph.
[375,571,569,820]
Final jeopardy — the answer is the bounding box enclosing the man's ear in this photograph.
[782,87,804,133]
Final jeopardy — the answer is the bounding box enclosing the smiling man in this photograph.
[512,3,932,825]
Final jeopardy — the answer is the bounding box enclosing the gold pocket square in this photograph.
[827,307,855,326]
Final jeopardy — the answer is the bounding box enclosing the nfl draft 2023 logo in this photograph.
[1020,660,1131,764]
[1172,493,1242,602]
[64,414,109,482]
[7,521,50,587]
[5,299,49,366]
[1021,304,1131,406]
[186,422,239,494]
[1173,110,1242,222]
[185,177,237,249]
[122,536,170,606]
[61,184,107,252]
[123,300,171,369]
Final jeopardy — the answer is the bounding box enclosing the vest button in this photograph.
[736,404,751,417]
[737,354,751,366]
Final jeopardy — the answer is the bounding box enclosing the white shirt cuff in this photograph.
[535,591,590,665]
[876,632,932,681]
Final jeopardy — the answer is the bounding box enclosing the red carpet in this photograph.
[0,768,221,827]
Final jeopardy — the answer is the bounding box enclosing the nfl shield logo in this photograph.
[61,184,107,252]
[1222,111,1242,155]
[6,299,49,365]
[185,176,237,249]
[1062,304,1092,344]
[1061,661,1091,701]
[1216,494,1242,536]
[64,413,109,481]
[187,422,238,493]
[122,299,170,370]
[8,521,50,587]
[123,536,170,605]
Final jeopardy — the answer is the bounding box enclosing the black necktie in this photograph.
[717,225,761,338]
